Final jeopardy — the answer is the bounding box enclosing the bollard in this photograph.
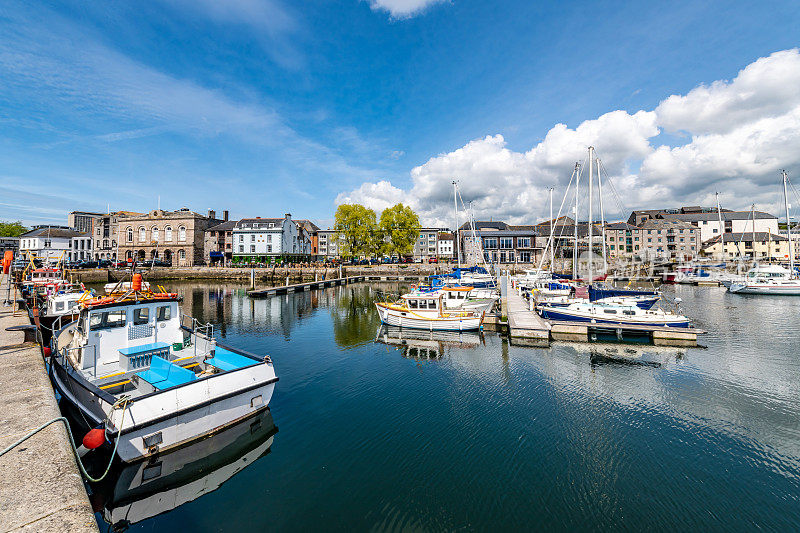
[250,268,255,290]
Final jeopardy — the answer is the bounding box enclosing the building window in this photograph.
[179,249,186,260]
[165,226,173,241]
[250,245,256,253]
[239,245,244,253]
[126,227,133,243]
[139,227,146,242]
[178,226,186,241]
[152,227,159,242]
[518,237,531,248]
[251,235,256,242]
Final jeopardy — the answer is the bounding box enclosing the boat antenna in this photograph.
[453,180,461,270]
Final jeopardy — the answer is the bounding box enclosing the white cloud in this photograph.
[339,49,800,226]
[367,0,446,18]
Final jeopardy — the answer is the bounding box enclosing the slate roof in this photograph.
[21,226,83,239]
[661,211,776,222]
[207,220,238,232]
[703,232,787,245]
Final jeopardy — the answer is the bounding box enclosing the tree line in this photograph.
[334,203,422,259]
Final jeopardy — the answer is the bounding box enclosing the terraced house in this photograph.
[232,214,312,264]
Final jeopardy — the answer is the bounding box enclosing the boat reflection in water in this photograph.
[585,343,686,368]
[375,325,483,360]
[86,408,277,531]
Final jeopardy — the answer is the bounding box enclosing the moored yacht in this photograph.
[50,273,278,463]
[374,291,484,331]
[728,264,800,295]
[538,300,690,328]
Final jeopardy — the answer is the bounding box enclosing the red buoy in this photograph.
[82,428,106,449]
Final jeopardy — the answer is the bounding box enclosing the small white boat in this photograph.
[728,264,800,295]
[375,292,484,331]
[51,273,278,463]
[538,300,691,328]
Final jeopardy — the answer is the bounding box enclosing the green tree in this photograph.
[334,204,378,258]
[379,203,420,257]
[0,221,27,237]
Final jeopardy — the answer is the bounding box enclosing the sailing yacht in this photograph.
[726,171,800,295]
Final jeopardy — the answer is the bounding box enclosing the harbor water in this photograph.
[83,281,800,531]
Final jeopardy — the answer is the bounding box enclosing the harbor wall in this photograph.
[0,277,97,532]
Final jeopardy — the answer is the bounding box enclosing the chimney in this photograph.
[223,210,229,221]
[285,213,292,219]
[208,209,216,219]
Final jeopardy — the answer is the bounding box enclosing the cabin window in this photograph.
[55,301,64,312]
[133,307,150,325]
[89,310,127,330]
[408,299,417,309]
[157,306,171,322]
[419,300,428,309]
[623,310,635,316]
[603,309,617,314]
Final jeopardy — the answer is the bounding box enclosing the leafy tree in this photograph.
[0,221,27,237]
[334,204,378,258]
[379,203,420,257]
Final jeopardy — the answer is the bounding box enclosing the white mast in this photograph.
[597,156,607,272]
[453,180,461,269]
[549,187,554,270]
[573,162,581,278]
[588,146,594,283]
[783,170,793,275]
[751,203,756,261]
[715,192,724,262]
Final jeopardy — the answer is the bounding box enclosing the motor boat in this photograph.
[374,291,485,331]
[728,264,800,295]
[538,299,690,328]
[406,284,497,315]
[50,273,278,463]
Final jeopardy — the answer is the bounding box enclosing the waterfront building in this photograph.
[604,222,643,258]
[232,214,310,264]
[19,226,88,261]
[317,229,341,259]
[414,228,448,261]
[295,220,321,259]
[0,237,19,256]
[437,232,454,261]
[457,221,541,264]
[626,206,778,243]
[204,212,236,265]
[68,210,143,261]
[638,219,700,262]
[116,208,223,266]
[701,232,791,261]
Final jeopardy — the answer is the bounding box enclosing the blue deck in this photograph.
[137,355,197,389]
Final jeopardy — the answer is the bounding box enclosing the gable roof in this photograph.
[21,226,84,239]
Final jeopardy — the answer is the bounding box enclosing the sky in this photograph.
[1,0,800,229]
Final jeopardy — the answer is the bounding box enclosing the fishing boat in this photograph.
[407,284,497,314]
[374,291,484,331]
[50,273,278,463]
[538,300,690,327]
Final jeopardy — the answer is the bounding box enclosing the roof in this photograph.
[640,218,697,230]
[20,226,84,239]
[703,232,788,245]
[459,221,509,231]
[661,211,777,222]
[535,216,575,227]
[206,220,238,232]
[294,219,320,232]
[236,218,284,229]
[605,222,639,230]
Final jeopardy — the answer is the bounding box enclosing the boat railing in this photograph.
[63,344,97,378]
[180,313,215,357]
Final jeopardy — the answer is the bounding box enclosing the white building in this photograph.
[232,214,309,263]
[19,226,90,262]
[436,232,454,260]
[318,230,341,259]
[414,227,447,261]
[661,211,778,243]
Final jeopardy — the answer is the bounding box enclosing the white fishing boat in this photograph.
[538,300,690,328]
[50,273,278,463]
[375,292,484,331]
[407,285,497,315]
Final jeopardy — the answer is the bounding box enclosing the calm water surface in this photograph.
[88,281,800,531]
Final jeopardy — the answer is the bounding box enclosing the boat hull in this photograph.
[375,303,483,331]
[728,283,800,295]
[50,354,277,463]
[538,308,690,328]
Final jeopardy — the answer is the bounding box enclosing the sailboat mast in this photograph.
[573,162,580,278]
[783,170,793,275]
[716,192,724,262]
[751,204,756,261]
[453,180,461,269]
[549,187,554,270]
[597,156,607,272]
[588,146,594,283]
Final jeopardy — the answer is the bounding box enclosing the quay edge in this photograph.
[0,277,97,533]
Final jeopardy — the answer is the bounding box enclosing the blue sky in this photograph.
[1,0,800,228]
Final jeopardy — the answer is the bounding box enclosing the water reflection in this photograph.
[375,325,484,360]
[87,410,277,531]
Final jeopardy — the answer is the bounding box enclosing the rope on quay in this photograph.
[0,396,130,483]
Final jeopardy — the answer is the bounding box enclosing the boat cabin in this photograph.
[403,296,441,310]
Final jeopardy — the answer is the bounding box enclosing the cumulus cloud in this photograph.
[338,49,800,226]
[367,0,446,18]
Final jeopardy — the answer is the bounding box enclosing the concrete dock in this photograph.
[247,275,366,297]
[505,290,551,347]
[0,276,97,532]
